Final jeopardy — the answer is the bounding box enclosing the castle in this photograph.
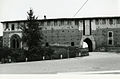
[1,16,120,52]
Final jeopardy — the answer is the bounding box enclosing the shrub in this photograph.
[43,47,54,60]
[0,47,12,60]
[27,47,43,61]
[52,48,68,59]
[10,49,26,62]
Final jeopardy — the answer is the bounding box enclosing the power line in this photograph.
[73,0,89,17]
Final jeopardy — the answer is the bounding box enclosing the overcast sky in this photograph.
[0,0,120,36]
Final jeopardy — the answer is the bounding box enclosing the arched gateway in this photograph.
[10,34,21,49]
[84,38,93,52]
[80,36,95,52]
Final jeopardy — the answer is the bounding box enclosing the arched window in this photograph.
[109,32,113,37]
[108,31,113,45]
[11,24,15,30]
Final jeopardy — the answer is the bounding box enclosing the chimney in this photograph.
[44,15,46,19]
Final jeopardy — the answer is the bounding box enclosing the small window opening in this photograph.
[71,42,74,46]
[11,24,15,30]
[108,39,112,45]
[46,42,49,47]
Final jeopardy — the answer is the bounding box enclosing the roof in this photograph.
[1,16,120,23]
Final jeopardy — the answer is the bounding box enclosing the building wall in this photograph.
[92,18,120,50]
[2,17,120,51]
[3,22,22,48]
[42,20,82,47]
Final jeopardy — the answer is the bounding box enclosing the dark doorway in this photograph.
[84,38,93,52]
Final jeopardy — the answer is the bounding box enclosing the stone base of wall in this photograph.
[95,47,106,52]
[106,47,120,52]
[95,47,120,52]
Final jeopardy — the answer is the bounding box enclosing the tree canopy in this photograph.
[21,9,43,50]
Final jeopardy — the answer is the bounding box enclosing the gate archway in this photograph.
[10,34,21,49]
[80,36,95,52]
[83,38,93,52]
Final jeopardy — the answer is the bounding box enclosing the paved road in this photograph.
[0,52,120,74]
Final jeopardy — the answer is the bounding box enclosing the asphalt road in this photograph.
[0,52,120,74]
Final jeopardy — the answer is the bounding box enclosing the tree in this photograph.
[0,36,3,47]
[21,9,43,50]
[21,9,43,60]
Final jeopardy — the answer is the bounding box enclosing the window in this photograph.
[39,22,43,26]
[109,19,113,25]
[61,20,64,25]
[11,24,15,30]
[44,21,47,26]
[68,20,71,25]
[109,32,113,37]
[102,19,106,24]
[116,19,120,24]
[95,19,99,25]
[6,23,8,29]
[54,20,57,26]
[108,39,112,45]
[75,20,79,25]
[71,42,74,46]
[108,31,113,45]
[47,21,50,26]
[46,42,49,47]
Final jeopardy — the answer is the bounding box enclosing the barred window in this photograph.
[109,19,113,25]
[6,23,8,29]
[116,19,120,24]
[68,20,71,25]
[11,24,15,30]
[71,42,74,46]
[40,21,44,26]
[108,31,113,45]
[46,42,49,47]
[54,20,57,26]
[61,20,64,25]
[47,21,50,26]
[109,32,113,37]
[108,39,112,45]
[95,19,99,25]
[102,19,106,24]
[75,20,79,25]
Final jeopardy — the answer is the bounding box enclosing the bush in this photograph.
[52,48,68,59]
[0,47,12,62]
[42,47,54,60]
[10,49,26,62]
[0,47,27,63]
[27,47,43,61]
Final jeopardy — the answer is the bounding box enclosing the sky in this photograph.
[0,0,120,36]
